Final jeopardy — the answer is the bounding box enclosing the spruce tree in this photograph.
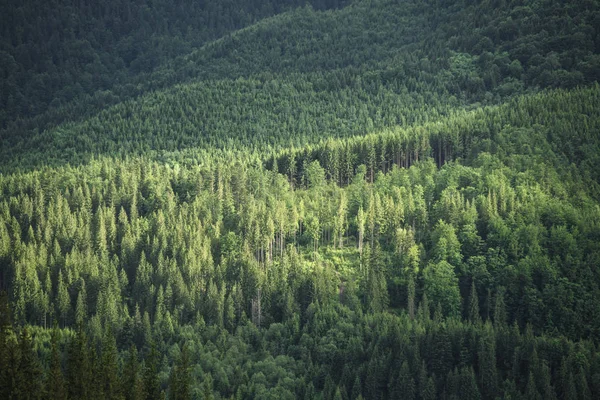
[201,372,214,400]
[56,270,70,328]
[122,345,144,400]
[422,376,436,400]
[45,325,67,400]
[407,274,416,319]
[459,367,481,400]
[468,280,481,324]
[0,291,13,398]
[493,287,507,328]
[143,342,162,400]
[101,328,122,400]
[16,326,43,400]
[390,361,415,400]
[478,324,498,399]
[67,326,92,399]
[525,371,542,400]
[351,375,362,400]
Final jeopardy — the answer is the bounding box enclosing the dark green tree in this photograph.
[45,325,67,400]
[144,342,162,400]
[169,343,191,400]
[16,326,43,400]
[122,345,144,400]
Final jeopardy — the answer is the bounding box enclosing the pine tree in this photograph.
[537,360,557,400]
[1,333,19,399]
[457,367,481,400]
[324,374,336,400]
[45,325,67,400]
[331,386,342,400]
[89,341,104,400]
[169,343,192,400]
[143,342,162,400]
[122,345,144,400]
[525,371,542,400]
[367,242,388,313]
[56,270,70,328]
[201,372,214,400]
[422,376,436,400]
[478,323,498,399]
[468,280,481,324]
[101,328,122,400]
[75,280,88,326]
[565,371,577,400]
[418,293,430,323]
[351,375,362,400]
[357,206,365,254]
[493,286,507,328]
[16,326,43,400]
[390,361,415,400]
[0,291,13,398]
[67,326,92,399]
[407,274,416,319]
[577,367,592,400]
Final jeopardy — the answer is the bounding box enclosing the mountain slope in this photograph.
[2,1,600,399]
[0,0,350,129]
[2,87,600,398]
[3,0,599,170]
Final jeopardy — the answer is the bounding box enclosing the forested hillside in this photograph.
[0,0,349,129]
[3,0,600,170]
[1,1,600,399]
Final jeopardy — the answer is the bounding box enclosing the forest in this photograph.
[1,0,600,399]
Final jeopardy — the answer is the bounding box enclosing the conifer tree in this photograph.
[16,326,43,400]
[122,345,144,400]
[143,342,162,400]
[67,326,92,399]
[56,270,70,328]
[422,376,436,400]
[478,323,498,399]
[357,206,365,254]
[201,372,214,400]
[577,367,592,400]
[45,325,67,400]
[351,375,362,400]
[170,343,192,400]
[0,291,12,398]
[468,280,481,324]
[101,327,122,400]
[75,280,87,326]
[390,361,415,400]
[525,371,542,400]
[493,287,507,328]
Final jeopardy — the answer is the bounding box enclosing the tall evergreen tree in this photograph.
[468,280,481,324]
[100,328,122,400]
[67,326,92,399]
[45,325,67,400]
[0,291,13,398]
[16,326,43,400]
[122,345,144,400]
[478,324,498,399]
[390,361,415,400]
[144,342,162,400]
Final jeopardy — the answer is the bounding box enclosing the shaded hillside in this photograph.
[0,0,349,129]
[2,1,600,399]
[3,0,600,169]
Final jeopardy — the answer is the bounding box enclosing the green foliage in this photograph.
[424,260,461,318]
[1,0,600,398]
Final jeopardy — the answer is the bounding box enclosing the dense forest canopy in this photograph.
[1,0,600,399]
